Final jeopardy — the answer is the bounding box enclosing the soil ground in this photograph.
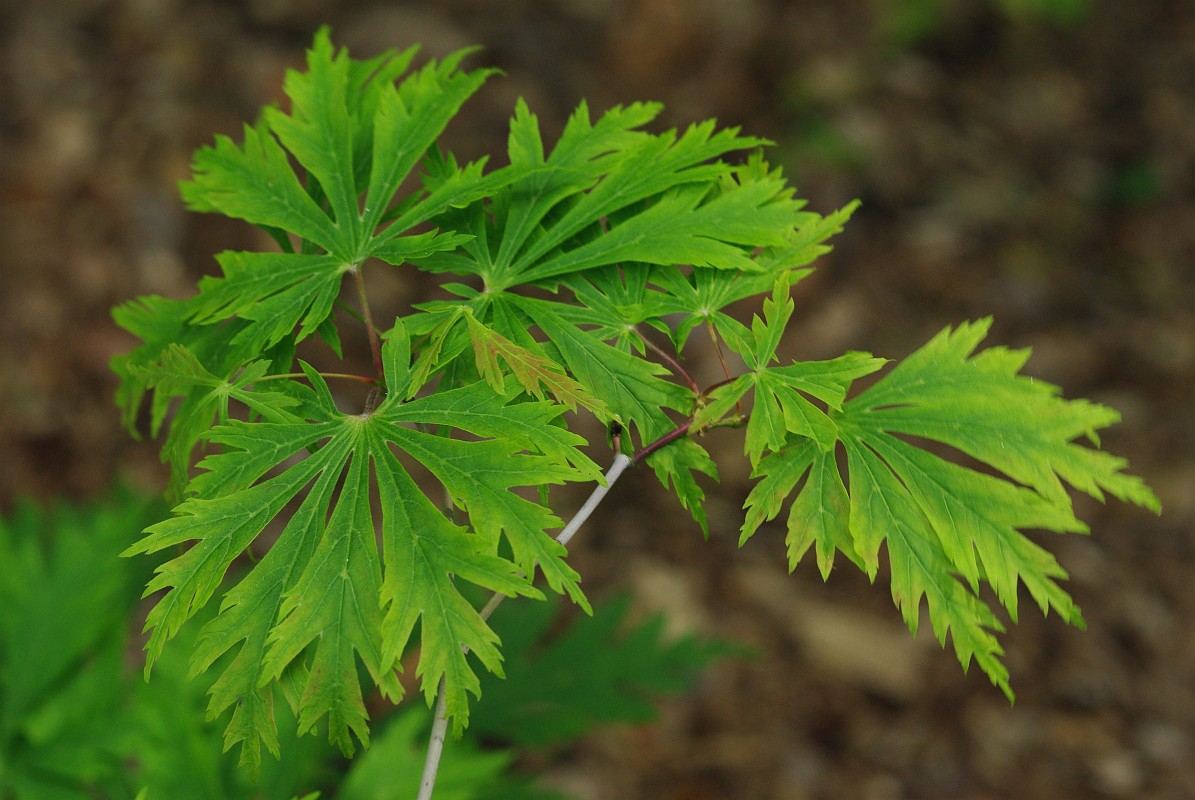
[2,1,1193,798]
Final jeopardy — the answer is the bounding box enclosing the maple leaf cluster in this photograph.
[112,28,1158,768]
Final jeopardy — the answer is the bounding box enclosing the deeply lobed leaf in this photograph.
[116,29,502,460]
[742,319,1159,698]
[127,326,592,764]
[113,26,1158,778]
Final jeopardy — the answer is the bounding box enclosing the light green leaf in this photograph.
[846,318,1160,511]
[180,119,342,256]
[129,344,299,498]
[464,310,610,417]
[125,324,589,759]
[646,438,719,536]
[190,252,348,352]
[782,446,857,578]
[833,320,1156,694]
[513,295,690,435]
[265,28,361,252]
[741,321,1157,699]
[844,440,1012,696]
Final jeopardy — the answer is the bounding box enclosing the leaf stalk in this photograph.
[353,267,385,381]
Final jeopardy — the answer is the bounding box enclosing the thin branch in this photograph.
[419,388,727,798]
[705,319,743,415]
[257,371,378,385]
[637,327,699,394]
[554,453,633,546]
[418,682,451,799]
[416,453,634,800]
[705,319,735,384]
[632,420,692,465]
[353,267,385,380]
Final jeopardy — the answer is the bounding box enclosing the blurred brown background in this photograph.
[1,1,1192,798]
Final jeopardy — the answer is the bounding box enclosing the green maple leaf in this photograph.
[462,308,610,418]
[511,294,690,430]
[741,318,1160,697]
[181,29,497,268]
[421,97,787,290]
[695,275,887,465]
[111,27,1160,782]
[128,344,301,499]
[403,99,803,431]
[114,28,509,455]
[125,323,593,766]
[397,105,862,541]
[645,438,719,536]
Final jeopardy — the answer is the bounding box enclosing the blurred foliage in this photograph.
[877,0,1091,49]
[0,490,734,798]
[474,593,743,748]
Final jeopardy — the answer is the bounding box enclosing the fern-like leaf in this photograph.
[126,324,592,764]
[742,319,1160,697]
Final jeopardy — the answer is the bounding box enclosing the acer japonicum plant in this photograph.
[111,26,1159,787]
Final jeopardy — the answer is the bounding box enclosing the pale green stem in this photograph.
[416,453,634,800]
